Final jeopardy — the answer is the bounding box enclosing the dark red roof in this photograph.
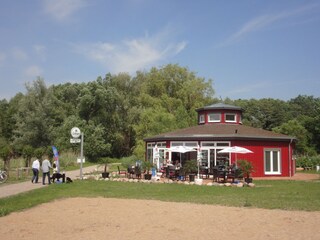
[144,124,295,142]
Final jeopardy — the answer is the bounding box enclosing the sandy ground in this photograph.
[1,197,320,240]
[1,171,319,240]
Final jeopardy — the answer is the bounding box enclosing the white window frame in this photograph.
[225,113,236,123]
[208,113,221,122]
[264,149,281,175]
[199,114,205,124]
[170,141,198,147]
[200,141,231,168]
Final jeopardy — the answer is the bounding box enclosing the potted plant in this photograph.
[237,159,254,183]
[99,157,112,179]
[142,160,154,180]
[183,160,198,182]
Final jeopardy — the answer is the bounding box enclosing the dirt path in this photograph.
[0,165,98,199]
[1,197,319,240]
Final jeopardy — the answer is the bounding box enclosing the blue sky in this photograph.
[1,0,319,100]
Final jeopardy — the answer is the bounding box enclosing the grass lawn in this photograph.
[1,179,319,217]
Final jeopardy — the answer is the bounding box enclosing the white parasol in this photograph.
[168,146,197,166]
[218,146,253,162]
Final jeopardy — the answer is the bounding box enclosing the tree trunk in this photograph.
[4,159,10,176]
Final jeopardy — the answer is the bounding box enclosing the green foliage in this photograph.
[273,119,313,154]
[120,155,138,168]
[12,78,58,149]
[83,122,111,162]
[98,157,114,172]
[234,98,291,130]
[22,145,34,167]
[296,155,320,169]
[237,159,254,178]
[132,139,146,160]
[233,95,320,154]
[142,160,154,174]
[34,147,45,159]
[0,144,13,171]
[183,160,198,174]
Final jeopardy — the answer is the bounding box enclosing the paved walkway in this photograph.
[0,165,98,199]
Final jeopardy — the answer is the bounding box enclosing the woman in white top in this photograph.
[31,159,40,183]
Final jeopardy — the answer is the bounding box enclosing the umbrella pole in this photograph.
[198,161,200,179]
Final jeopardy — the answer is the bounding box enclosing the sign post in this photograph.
[70,127,84,180]
[80,132,84,180]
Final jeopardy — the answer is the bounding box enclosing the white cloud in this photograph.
[12,48,28,61]
[43,0,88,21]
[74,29,187,74]
[222,3,320,46]
[25,65,43,78]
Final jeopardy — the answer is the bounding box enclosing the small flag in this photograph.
[52,146,60,173]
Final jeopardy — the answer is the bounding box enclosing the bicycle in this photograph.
[0,170,8,183]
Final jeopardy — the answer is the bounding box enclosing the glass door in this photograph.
[200,150,208,167]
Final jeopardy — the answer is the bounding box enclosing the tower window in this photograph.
[208,113,221,122]
[199,114,205,123]
[225,113,236,122]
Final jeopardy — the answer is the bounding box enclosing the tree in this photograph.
[303,116,320,153]
[273,120,314,155]
[0,143,13,172]
[13,78,54,149]
[82,122,111,162]
[22,145,34,167]
[234,98,290,130]
[288,95,320,119]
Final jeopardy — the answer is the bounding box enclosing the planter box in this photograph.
[102,172,109,179]
[189,174,195,182]
[245,177,253,183]
[144,174,152,180]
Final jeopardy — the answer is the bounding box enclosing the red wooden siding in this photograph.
[231,140,294,177]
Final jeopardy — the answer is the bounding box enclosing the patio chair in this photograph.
[127,166,135,178]
[199,167,209,179]
[168,166,177,180]
[212,167,226,182]
[134,165,142,179]
[160,167,166,178]
[226,170,235,183]
[117,166,127,177]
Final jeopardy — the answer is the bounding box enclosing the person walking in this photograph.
[31,159,40,183]
[42,158,52,185]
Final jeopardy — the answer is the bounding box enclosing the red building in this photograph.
[144,103,296,177]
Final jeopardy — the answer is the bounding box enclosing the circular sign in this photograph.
[71,127,81,138]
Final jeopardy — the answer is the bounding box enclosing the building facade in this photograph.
[144,103,296,177]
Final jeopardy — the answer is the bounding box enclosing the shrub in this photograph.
[296,155,320,169]
[237,159,254,178]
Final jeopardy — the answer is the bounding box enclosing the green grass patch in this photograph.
[1,179,319,217]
